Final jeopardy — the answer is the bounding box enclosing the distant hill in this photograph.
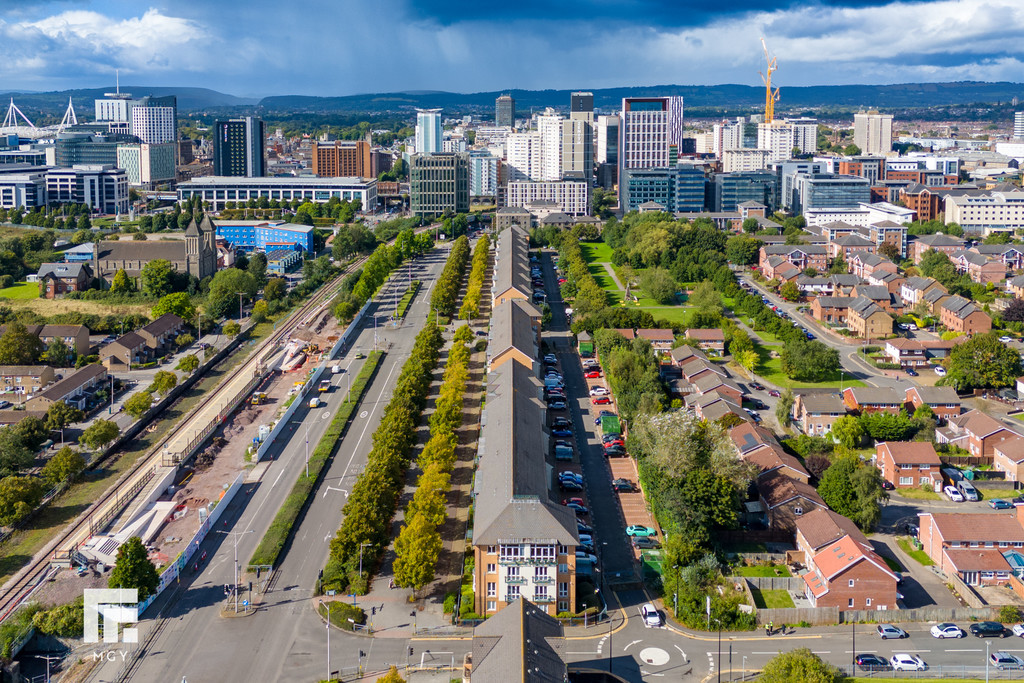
[0,86,258,118]
[258,81,1024,114]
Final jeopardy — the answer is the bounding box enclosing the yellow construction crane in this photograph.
[760,37,780,123]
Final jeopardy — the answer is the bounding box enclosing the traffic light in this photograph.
[409,647,414,657]
[359,651,365,659]
[371,606,376,616]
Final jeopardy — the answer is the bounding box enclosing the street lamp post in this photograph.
[716,618,722,683]
[34,654,60,683]
[305,420,311,478]
[356,542,370,604]
[742,655,747,681]
[237,292,245,321]
[325,601,332,682]
[216,529,255,613]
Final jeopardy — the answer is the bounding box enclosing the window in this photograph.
[848,579,855,587]
[794,507,803,516]
[866,598,872,607]
[487,564,495,574]
[499,545,523,562]
[508,586,520,599]
[558,601,568,612]
[534,586,549,601]
[507,566,520,578]
[487,601,496,612]
[487,582,496,597]
[899,477,913,486]
[558,582,569,597]
[848,598,854,607]
[919,477,930,485]
[487,546,496,554]
[534,566,548,579]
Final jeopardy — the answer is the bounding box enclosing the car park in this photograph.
[632,537,661,550]
[930,623,964,638]
[855,654,891,672]
[626,525,657,537]
[944,485,964,502]
[991,499,1013,510]
[991,652,1024,670]
[592,396,612,405]
[877,624,908,639]
[640,603,662,628]
[890,654,926,671]
[970,621,1008,637]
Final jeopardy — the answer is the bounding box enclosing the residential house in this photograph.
[759,245,829,273]
[918,512,1024,586]
[829,233,877,261]
[761,256,801,282]
[868,220,909,258]
[922,287,953,315]
[793,392,848,435]
[681,359,727,384]
[843,386,904,414]
[993,436,1024,482]
[26,363,107,411]
[468,597,567,682]
[689,392,750,424]
[796,276,836,296]
[847,296,893,338]
[937,410,1020,459]
[810,296,849,325]
[487,300,539,373]
[906,386,962,422]
[848,252,897,280]
[136,314,185,356]
[828,274,864,297]
[876,442,943,490]
[744,442,811,483]
[0,365,55,401]
[884,338,928,368]
[867,269,905,296]
[0,324,92,358]
[939,295,992,335]
[636,328,674,353]
[971,244,1024,272]
[1008,276,1024,298]
[950,250,1006,284]
[36,262,92,298]
[900,277,947,310]
[691,373,744,403]
[685,328,725,355]
[909,233,966,263]
[99,331,148,370]
[796,508,899,610]
[670,345,708,369]
[491,225,532,309]
[759,472,828,533]
[728,422,778,456]
[851,285,898,313]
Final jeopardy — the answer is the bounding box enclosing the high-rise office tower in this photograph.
[213,116,266,177]
[1013,112,1024,140]
[570,92,594,116]
[410,152,469,217]
[566,92,594,181]
[495,95,515,128]
[415,109,442,155]
[311,140,371,177]
[853,111,894,155]
[618,96,684,177]
[505,132,544,182]
[596,115,619,164]
[131,99,177,144]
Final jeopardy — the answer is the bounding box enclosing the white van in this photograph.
[308,397,321,408]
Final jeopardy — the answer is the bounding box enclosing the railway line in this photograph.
[0,254,370,624]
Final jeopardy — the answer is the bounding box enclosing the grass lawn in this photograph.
[733,565,792,578]
[896,537,935,566]
[750,587,795,609]
[722,541,768,554]
[581,241,614,263]
[757,355,866,390]
[894,487,941,501]
[881,555,904,572]
[643,306,694,327]
[0,282,39,299]
[974,486,1013,500]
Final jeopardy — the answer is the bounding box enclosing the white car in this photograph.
[944,485,964,502]
[930,622,964,638]
[640,603,662,628]
[1011,623,1024,637]
[890,654,927,671]
[933,365,947,377]
[589,386,609,397]
[1001,336,1014,344]
[877,624,907,639]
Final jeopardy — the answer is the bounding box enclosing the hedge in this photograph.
[458,234,490,320]
[317,600,366,631]
[395,280,421,319]
[247,351,383,568]
[430,236,470,317]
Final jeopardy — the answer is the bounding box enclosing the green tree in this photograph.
[109,268,136,294]
[264,277,286,301]
[818,453,887,531]
[223,321,241,337]
[392,514,442,592]
[80,419,120,451]
[206,269,258,319]
[0,475,44,525]
[828,256,847,274]
[45,337,72,368]
[945,332,1022,390]
[151,370,177,394]
[124,391,153,419]
[725,235,761,265]
[638,267,677,304]
[0,427,32,477]
[32,598,85,637]
[108,536,160,601]
[140,259,175,298]
[247,251,268,286]
[152,292,196,321]
[45,401,84,434]
[175,333,194,348]
[779,280,801,302]
[41,446,86,486]
[775,389,795,426]
[742,217,761,234]
[758,647,843,683]
[878,241,901,261]
[77,214,91,230]
[780,338,840,382]
[842,144,862,156]
[0,321,43,365]
[176,354,200,374]
[13,416,48,450]
[250,300,268,324]
[689,280,722,314]
[919,249,953,278]
[831,415,866,448]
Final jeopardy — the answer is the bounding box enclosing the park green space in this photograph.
[0,282,39,299]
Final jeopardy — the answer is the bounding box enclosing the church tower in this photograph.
[184,215,201,278]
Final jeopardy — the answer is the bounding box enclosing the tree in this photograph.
[110,268,136,294]
[41,446,86,486]
[108,536,160,601]
[725,235,761,265]
[827,256,847,274]
[45,401,83,433]
[152,292,196,321]
[689,280,722,314]
[375,667,406,683]
[124,391,153,419]
[140,259,175,298]
[742,217,761,234]
[80,419,120,451]
[919,249,953,278]
[13,416,48,450]
[878,241,900,261]
[247,252,268,286]
[223,321,241,337]
[805,453,831,480]
[250,300,268,324]
[780,338,840,382]
[264,278,286,302]
[831,415,866,449]
[176,354,199,374]
[775,389,795,427]
[779,280,801,302]
[758,648,843,683]
[734,349,758,373]
[77,214,91,230]
[946,332,1023,390]
[0,475,44,525]
[151,370,177,394]
[842,143,862,156]
[206,269,258,319]
[45,337,72,368]
[175,333,194,348]
[0,321,43,365]
[392,514,442,592]
[1005,298,1024,323]
[638,268,677,304]
[818,453,887,531]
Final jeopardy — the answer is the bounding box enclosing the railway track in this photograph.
[0,254,370,624]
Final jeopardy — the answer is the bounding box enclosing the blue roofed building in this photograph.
[215,220,315,253]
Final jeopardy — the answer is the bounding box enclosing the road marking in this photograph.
[675,645,687,662]
[945,648,982,653]
[567,651,599,655]
[272,469,285,487]
[624,640,641,650]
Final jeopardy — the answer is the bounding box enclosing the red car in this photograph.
[591,396,612,405]
[562,497,585,507]
[557,278,567,284]
[604,438,625,448]
[585,370,602,378]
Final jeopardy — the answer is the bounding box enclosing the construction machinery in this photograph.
[760,37,780,123]
[250,392,267,406]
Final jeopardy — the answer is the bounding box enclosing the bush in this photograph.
[443,592,457,614]
[318,600,366,631]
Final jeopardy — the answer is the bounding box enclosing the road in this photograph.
[88,248,448,683]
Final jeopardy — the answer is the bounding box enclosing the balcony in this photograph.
[532,594,554,603]
[532,575,554,584]
[498,557,557,566]
[505,576,526,585]
[505,594,522,603]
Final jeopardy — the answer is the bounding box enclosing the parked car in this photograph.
[889,654,926,671]
[626,525,657,537]
[589,386,609,397]
[749,382,765,391]
[544,354,557,363]
[585,370,602,378]
[559,470,582,482]
[1001,336,1014,344]
[551,426,573,438]
[602,433,624,443]
[906,368,918,377]
[640,603,662,628]
[632,537,661,550]
[576,521,592,534]
[575,551,597,564]
[970,621,1009,638]
[593,410,616,425]
[559,480,583,492]
[990,499,1013,510]
[934,365,947,377]
[930,623,964,639]
[991,652,1024,670]
[877,624,908,639]
[855,654,891,672]
[944,485,964,502]
[604,445,627,457]
[768,389,781,398]
[1013,496,1024,507]
[564,502,588,516]
[592,396,612,405]
[612,479,634,492]
[549,400,567,410]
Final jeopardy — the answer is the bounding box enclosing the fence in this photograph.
[733,552,788,564]
[739,576,805,591]
[756,606,839,626]
[832,664,1024,679]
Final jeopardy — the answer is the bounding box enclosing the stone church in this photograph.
[93,214,218,283]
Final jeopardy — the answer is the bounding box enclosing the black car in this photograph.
[970,621,1008,638]
[632,537,661,550]
[552,417,571,428]
[560,480,583,492]
[612,479,635,492]
[855,654,891,672]
[749,382,765,391]
[604,445,627,457]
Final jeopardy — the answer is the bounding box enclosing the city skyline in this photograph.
[1,0,1023,97]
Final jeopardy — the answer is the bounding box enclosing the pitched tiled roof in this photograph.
[877,441,942,466]
[759,472,826,509]
[728,422,777,454]
[685,328,724,341]
[948,410,1014,439]
[907,385,960,406]
[796,508,868,551]
[944,547,1013,573]
[925,512,1024,544]
[744,443,810,480]
[846,386,903,406]
[472,597,567,683]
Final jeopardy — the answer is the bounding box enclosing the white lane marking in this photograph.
[624,640,641,650]
[675,645,688,662]
[272,469,285,487]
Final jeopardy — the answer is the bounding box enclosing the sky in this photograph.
[1,0,1023,98]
